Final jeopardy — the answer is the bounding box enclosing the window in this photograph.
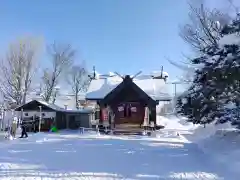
[25,113,28,116]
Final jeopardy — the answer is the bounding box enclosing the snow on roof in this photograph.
[151,71,169,78]
[86,78,121,100]
[14,99,63,111]
[36,100,63,111]
[25,91,86,110]
[16,99,93,113]
[59,107,93,113]
[86,76,172,101]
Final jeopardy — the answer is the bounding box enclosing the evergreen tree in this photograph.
[177,14,240,127]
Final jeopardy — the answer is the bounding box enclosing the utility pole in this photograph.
[167,80,192,113]
[38,106,42,132]
[169,82,181,97]
[168,80,192,97]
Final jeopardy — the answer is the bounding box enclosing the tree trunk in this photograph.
[75,92,78,109]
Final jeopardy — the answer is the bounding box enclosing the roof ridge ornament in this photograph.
[131,71,142,79]
[88,66,97,80]
[114,72,125,79]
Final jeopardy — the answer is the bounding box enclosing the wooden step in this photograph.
[113,124,143,135]
[115,123,141,129]
[113,131,143,135]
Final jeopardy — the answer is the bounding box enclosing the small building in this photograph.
[86,73,171,130]
[15,99,93,132]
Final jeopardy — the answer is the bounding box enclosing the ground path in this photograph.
[0,131,235,180]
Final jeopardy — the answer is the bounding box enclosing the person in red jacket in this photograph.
[102,107,108,123]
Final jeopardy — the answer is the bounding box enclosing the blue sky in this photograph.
[0,0,192,81]
[0,0,236,94]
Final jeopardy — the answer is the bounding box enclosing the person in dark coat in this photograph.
[20,120,28,138]
[34,119,39,133]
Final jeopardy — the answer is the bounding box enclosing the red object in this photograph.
[101,108,108,121]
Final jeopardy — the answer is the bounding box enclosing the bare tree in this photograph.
[0,37,42,105]
[41,42,75,103]
[166,57,195,82]
[168,0,234,84]
[179,0,231,53]
[67,65,90,108]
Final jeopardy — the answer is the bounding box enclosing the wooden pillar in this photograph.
[151,104,156,126]
[95,104,100,125]
[66,114,69,129]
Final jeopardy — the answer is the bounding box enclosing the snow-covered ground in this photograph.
[186,122,240,177]
[156,115,199,131]
[164,116,240,178]
[0,127,235,180]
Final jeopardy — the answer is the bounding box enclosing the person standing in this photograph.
[20,119,28,138]
[34,117,38,133]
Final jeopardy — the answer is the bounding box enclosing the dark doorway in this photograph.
[68,115,78,129]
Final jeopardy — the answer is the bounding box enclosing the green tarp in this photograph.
[50,126,58,132]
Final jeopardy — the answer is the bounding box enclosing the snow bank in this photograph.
[196,129,240,175]
[153,115,198,142]
[157,115,183,129]
[156,115,198,131]
[181,120,240,175]
[186,121,234,142]
[156,115,240,176]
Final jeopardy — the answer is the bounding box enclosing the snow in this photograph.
[25,89,86,110]
[151,71,169,78]
[155,115,240,178]
[178,119,240,177]
[196,129,240,175]
[86,76,172,101]
[1,116,239,179]
[156,115,198,131]
[86,78,120,100]
[219,33,240,46]
[184,121,234,142]
[0,122,235,180]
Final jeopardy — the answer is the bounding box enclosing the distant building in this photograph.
[26,92,86,110]
[15,99,93,132]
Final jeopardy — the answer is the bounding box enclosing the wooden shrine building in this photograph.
[86,73,172,130]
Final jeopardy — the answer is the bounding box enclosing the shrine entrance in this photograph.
[114,102,143,123]
[102,75,157,131]
[113,101,145,130]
